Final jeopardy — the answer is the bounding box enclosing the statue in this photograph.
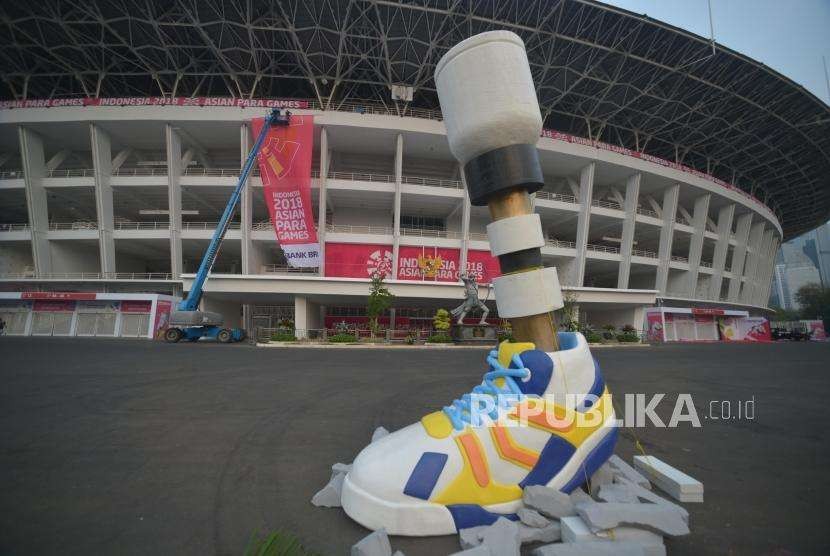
[450,273,490,325]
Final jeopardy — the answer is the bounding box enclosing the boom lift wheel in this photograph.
[164,328,183,343]
[217,329,233,343]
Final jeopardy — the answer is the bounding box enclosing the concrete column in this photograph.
[459,182,471,277]
[685,194,711,298]
[761,237,781,306]
[165,124,183,278]
[18,127,51,275]
[616,173,640,289]
[740,221,765,304]
[727,212,753,301]
[751,229,775,305]
[294,295,321,338]
[391,133,403,279]
[655,184,680,294]
[317,127,329,276]
[708,204,735,300]
[89,124,116,274]
[572,162,595,286]
[240,123,254,274]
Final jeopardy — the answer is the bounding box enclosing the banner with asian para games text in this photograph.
[251,115,319,267]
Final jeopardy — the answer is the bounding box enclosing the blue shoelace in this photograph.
[442,349,530,430]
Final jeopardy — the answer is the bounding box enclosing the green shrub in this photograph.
[270,332,297,342]
[427,333,454,343]
[328,333,358,343]
[244,530,319,556]
[616,332,640,343]
[497,333,514,343]
[621,324,637,333]
[584,331,603,343]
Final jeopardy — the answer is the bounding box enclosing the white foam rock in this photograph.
[519,522,562,544]
[524,485,577,518]
[371,426,389,442]
[517,507,551,528]
[351,529,392,556]
[607,455,651,489]
[633,455,703,502]
[577,502,690,536]
[311,471,346,507]
[480,517,520,556]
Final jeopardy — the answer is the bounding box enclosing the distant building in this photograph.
[770,230,826,310]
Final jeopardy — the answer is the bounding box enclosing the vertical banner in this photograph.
[251,115,320,267]
[645,309,664,342]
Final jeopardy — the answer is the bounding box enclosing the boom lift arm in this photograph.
[165,108,289,343]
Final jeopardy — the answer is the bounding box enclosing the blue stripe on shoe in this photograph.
[403,452,448,500]
[576,358,606,412]
[447,504,519,531]
[559,426,619,493]
[513,349,553,396]
[519,434,576,488]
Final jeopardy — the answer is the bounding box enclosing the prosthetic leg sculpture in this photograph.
[341,31,617,536]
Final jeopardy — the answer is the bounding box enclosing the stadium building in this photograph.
[0,0,828,339]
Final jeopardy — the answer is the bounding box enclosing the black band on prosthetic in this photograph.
[464,143,544,206]
[498,247,542,274]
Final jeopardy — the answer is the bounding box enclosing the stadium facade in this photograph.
[0,0,828,338]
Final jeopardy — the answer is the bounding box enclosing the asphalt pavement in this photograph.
[0,338,828,555]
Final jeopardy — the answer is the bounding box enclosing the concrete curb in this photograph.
[255,342,651,349]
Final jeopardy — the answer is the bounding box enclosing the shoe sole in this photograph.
[341,416,618,536]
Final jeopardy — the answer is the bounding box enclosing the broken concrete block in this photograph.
[519,521,561,544]
[595,526,664,548]
[524,485,577,518]
[632,455,703,502]
[351,528,392,556]
[532,540,665,556]
[458,526,487,550]
[609,477,689,522]
[590,463,615,491]
[569,487,594,506]
[607,455,651,489]
[371,426,390,442]
[577,501,690,536]
[561,515,594,543]
[517,507,551,528]
[597,483,641,504]
[449,547,492,556]
[311,471,345,507]
[480,517,520,556]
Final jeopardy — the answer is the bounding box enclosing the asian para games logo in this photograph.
[259,137,300,180]
[366,249,393,277]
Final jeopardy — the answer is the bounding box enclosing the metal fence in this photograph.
[254,327,453,344]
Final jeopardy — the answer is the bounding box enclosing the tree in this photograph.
[795,283,830,322]
[367,272,394,336]
[770,305,801,323]
[433,308,451,333]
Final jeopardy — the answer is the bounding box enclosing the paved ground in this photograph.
[1,338,828,555]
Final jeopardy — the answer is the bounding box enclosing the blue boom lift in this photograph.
[164,108,290,343]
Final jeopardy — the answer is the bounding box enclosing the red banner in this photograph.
[324,243,500,283]
[252,115,320,267]
[32,300,76,312]
[22,292,96,300]
[120,300,152,313]
[0,97,309,109]
[325,243,393,278]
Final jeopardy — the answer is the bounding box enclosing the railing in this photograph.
[253,221,272,231]
[328,171,394,183]
[631,248,658,258]
[326,224,393,235]
[535,190,578,204]
[400,227,463,239]
[468,232,489,241]
[115,221,169,230]
[261,264,318,274]
[700,260,713,268]
[0,223,30,232]
[306,99,444,121]
[546,239,577,249]
[636,207,659,218]
[401,175,462,189]
[182,221,241,230]
[254,327,455,344]
[46,168,94,178]
[0,170,24,179]
[0,272,173,280]
[591,198,622,210]
[49,221,98,230]
[671,255,689,263]
[587,243,620,254]
[183,167,240,177]
[113,167,168,176]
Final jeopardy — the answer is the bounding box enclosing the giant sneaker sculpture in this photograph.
[342,335,617,535]
[342,30,618,535]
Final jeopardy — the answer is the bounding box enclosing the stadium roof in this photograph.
[1,0,828,238]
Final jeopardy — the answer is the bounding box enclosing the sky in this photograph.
[598,0,830,104]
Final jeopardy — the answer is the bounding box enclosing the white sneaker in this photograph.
[341,332,617,536]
